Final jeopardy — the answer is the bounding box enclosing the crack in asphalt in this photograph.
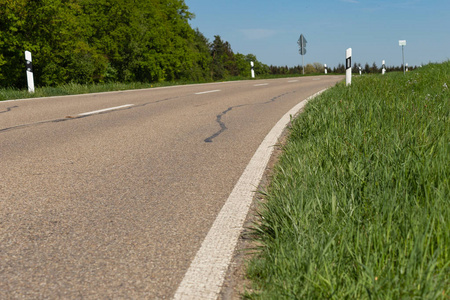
[204,91,296,143]
[204,105,248,143]
[0,106,18,114]
[263,91,295,104]
[0,97,180,134]
[1,89,296,140]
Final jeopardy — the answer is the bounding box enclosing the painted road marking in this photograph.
[254,83,268,86]
[288,80,298,83]
[195,90,221,95]
[173,89,328,300]
[312,78,322,81]
[78,104,134,116]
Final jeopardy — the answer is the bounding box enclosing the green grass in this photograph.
[245,62,450,299]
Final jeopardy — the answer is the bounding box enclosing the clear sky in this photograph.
[185,0,450,69]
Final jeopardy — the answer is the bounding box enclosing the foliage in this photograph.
[246,62,450,299]
[2,0,414,89]
[268,63,326,75]
[0,0,270,88]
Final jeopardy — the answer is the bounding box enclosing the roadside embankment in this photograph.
[245,62,449,299]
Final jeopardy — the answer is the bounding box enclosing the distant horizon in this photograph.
[186,0,450,69]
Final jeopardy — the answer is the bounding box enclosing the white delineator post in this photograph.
[25,51,35,93]
[346,48,352,86]
[406,63,408,72]
[359,66,362,76]
[250,61,255,78]
[399,40,406,75]
[324,64,327,74]
[382,60,386,75]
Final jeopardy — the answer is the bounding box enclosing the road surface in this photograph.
[0,76,342,298]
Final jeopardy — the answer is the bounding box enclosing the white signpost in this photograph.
[346,48,352,86]
[25,51,35,93]
[250,61,255,78]
[399,40,406,75]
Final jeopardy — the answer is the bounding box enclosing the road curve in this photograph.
[0,76,342,298]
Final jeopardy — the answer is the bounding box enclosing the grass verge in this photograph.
[0,73,334,101]
[245,62,449,299]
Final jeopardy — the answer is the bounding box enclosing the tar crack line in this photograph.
[0,96,182,134]
[0,106,18,114]
[204,91,296,143]
[204,104,247,143]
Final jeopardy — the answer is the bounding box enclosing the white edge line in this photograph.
[173,88,328,300]
[288,80,299,83]
[194,90,221,95]
[78,104,134,116]
[253,83,268,86]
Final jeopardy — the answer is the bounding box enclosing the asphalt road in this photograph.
[0,76,342,299]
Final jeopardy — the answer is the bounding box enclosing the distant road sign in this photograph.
[298,34,307,47]
[298,34,307,75]
[399,40,406,46]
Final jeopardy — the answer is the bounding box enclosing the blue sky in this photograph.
[185,0,450,69]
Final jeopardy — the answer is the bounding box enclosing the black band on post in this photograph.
[26,61,33,72]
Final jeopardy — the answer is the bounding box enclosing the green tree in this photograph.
[210,35,237,80]
[0,0,272,87]
[183,29,212,81]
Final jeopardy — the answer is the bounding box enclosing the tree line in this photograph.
[0,0,417,89]
[333,62,417,74]
[269,62,416,75]
[0,0,269,88]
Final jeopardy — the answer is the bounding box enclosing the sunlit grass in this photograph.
[246,62,450,299]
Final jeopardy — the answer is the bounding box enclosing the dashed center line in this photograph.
[288,80,298,83]
[78,104,134,116]
[254,83,268,86]
[195,90,221,95]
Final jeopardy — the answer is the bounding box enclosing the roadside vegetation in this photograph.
[1,0,335,101]
[245,62,449,299]
[0,0,269,88]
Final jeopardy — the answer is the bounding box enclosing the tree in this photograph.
[0,0,210,87]
[304,64,316,74]
[182,29,212,81]
[313,62,324,73]
[334,63,345,74]
[370,62,379,74]
[210,35,237,80]
[0,0,273,87]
